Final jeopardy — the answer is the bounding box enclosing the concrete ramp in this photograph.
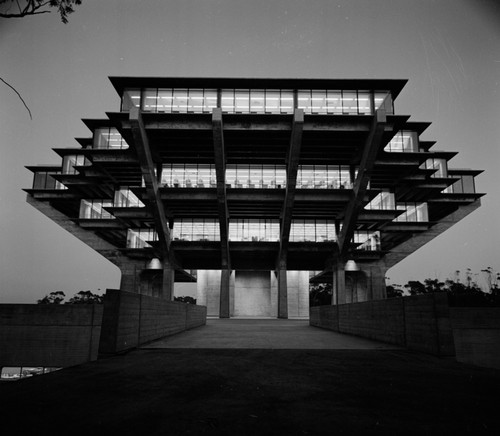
[143,318,400,349]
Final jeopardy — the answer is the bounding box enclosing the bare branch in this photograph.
[0,77,32,119]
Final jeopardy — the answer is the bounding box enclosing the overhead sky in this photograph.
[1,0,499,303]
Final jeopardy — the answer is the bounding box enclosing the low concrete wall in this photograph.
[450,308,500,369]
[99,289,207,354]
[0,304,103,368]
[311,293,455,356]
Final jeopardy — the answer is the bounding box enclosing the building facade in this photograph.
[25,77,483,318]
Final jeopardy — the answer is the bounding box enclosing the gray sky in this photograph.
[1,0,499,303]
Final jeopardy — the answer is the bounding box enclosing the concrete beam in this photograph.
[129,107,171,256]
[384,200,481,269]
[338,108,387,257]
[212,108,231,269]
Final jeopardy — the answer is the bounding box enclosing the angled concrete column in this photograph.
[277,267,288,319]
[219,268,231,318]
[162,260,175,301]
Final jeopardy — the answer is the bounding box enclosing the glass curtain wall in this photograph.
[141,89,217,113]
[114,188,144,207]
[93,128,129,149]
[32,172,66,190]
[79,200,114,219]
[297,165,352,189]
[290,220,336,242]
[225,165,287,188]
[126,229,158,248]
[172,219,220,241]
[229,219,280,242]
[62,155,90,175]
[445,175,476,194]
[221,89,294,114]
[394,203,429,222]
[354,231,381,251]
[384,131,418,153]
[122,88,394,115]
[420,158,448,178]
[161,164,216,188]
[364,191,395,210]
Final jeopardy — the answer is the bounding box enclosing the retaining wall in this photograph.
[99,289,207,354]
[0,304,103,368]
[450,307,500,369]
[310,293,455,356]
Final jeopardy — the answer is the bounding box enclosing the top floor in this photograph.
[110,77,407,116]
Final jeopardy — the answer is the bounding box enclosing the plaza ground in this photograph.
[1,319,499,435]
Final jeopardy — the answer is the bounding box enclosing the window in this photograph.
[114,188,144,208]
[32,171,65,190]
[93,128,128,149]
[225,165,286,189]
[172,219,220,241]
[290,220,336,242]
[394,203,429,222]
[229,219,279,241]
[62,155,90,174]
[364,191,395,210]
[354,231,380,251]
[161,164,216,188]
[126,229,158,248]
[297,165,352,189]
[121,88,141,111]
[446,175,476,194]
[420,158,448,177]
[79,200,114,219]
[385,131,418,153]
[1,367,61,381]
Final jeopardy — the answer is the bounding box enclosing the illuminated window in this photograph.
[62,155,90,174]
[354,231,380,251]
[225,165,286,189]
[229,219,279,241]
[114,188,144,208]
[161,164,216,188]
[79,200,114,220]
[364,191,395,210]
[420,158,448,178]
[384,131,418,153]
[297,165,352,189]
[94,128,128,149]
[394,203,429,222]
[126,229,158,248]
[290,220,336,242]
[121,88,141,111]
[172,219,220,241]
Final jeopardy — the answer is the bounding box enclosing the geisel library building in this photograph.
[25,77,483,320]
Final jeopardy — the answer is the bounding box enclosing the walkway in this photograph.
[144,318,401,349]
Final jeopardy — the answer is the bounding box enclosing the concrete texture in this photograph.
[144,319,400,349]
[0,304,102,367]
[1,347,499,435]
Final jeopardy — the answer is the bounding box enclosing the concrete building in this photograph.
[25,77,483,319]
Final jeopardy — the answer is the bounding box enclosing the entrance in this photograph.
[234,271,272,317]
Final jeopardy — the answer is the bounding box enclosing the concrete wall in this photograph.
[287,271,310,317]
[234,271,271,316]
[198,269,309,318]
[0,304,103,368]
[310,293,455,356]
[99,289,206,354]
[450,308,500,369]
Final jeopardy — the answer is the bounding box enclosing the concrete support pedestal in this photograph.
[277,268,288,319]
[162,260,175,301]
[219,268,231,318]
[333,262,346,305]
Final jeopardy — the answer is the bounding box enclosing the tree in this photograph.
[0,0,82,23]
[66,290,103,304]
[37,291,65,304]
[386,285,403,298]
[174,296,197,304]
[309,283,332,306]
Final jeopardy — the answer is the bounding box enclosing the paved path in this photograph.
[144,318,401,349]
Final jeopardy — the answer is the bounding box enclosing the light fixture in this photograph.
[146,258,162,270]
[345,259,360,272]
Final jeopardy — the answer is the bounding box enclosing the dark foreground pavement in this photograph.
[1,348,500,435]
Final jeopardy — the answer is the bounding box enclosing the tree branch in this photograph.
[0,77,32,119]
